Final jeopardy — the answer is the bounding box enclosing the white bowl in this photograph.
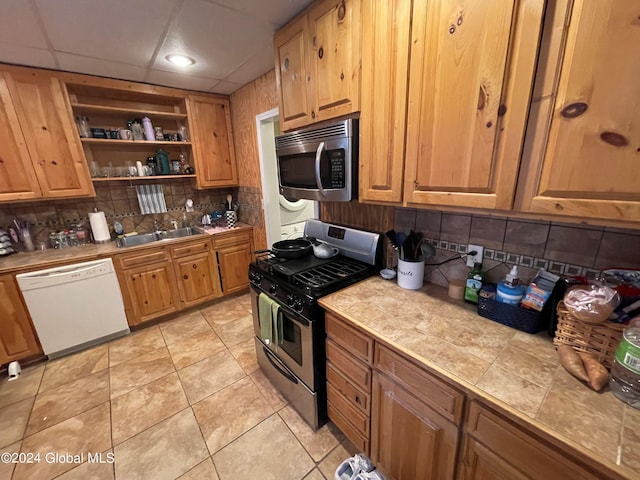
[380,269,396,280]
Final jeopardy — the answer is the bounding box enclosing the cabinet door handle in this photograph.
[183,274,189,280]
[355,395,361,404]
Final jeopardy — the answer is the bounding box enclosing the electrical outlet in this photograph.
[466,244,484,267]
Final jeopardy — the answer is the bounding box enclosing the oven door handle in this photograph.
[263,346,299,385]
[314,141,326,197]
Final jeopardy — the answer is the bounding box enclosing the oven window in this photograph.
[278,149,345,189]
[278,312,303,366]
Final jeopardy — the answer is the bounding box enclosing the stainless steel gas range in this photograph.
[249,219,381,430]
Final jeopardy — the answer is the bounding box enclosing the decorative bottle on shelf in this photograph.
[142,117,155,141]
[156,149,171,175]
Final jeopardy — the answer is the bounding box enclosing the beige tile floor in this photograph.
[0,293,356,480]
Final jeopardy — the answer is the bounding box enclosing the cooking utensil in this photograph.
[226,194,233,211]
[385,230,399,248]
[255,239,313,259]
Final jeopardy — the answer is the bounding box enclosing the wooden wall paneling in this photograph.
[320,201,394,234]
[230,69,279,251]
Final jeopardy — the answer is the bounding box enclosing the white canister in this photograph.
[397,259,425,290]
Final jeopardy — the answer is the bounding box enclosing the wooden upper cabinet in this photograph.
[274,16,312,131]
[517,1,640,222]
[187,95,237,188]
[404,0,543,210]
[0,274,41,364]
[359,0,411,203]
[3,69,94,199]
[307,0,360,123]
[0,76,43,201]
[274,0,360,131]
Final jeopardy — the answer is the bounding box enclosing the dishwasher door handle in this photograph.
[20,261,107,279]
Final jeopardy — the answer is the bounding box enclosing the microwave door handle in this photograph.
[314,141,327,197]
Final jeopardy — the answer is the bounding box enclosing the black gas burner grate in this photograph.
[292,258,369,290]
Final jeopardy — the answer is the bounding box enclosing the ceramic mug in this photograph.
[119,128,132,140]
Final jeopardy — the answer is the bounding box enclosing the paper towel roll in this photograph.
[88,211,111,242]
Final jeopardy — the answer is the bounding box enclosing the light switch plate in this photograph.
[466,244,484,267]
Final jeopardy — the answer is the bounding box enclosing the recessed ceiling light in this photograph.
[165,54,195,66]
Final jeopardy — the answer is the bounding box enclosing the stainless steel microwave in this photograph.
[275,117,358,202]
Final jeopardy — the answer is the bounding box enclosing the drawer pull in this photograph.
[355,395,361,404]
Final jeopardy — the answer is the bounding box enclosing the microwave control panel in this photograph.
[328,150,345,188]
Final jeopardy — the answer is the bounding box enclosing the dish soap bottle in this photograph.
[464,263,484,303]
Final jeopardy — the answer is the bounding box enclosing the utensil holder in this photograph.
[225,211,237,229]
[397,259,424,290]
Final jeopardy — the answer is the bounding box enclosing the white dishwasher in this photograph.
[16,258,130,358]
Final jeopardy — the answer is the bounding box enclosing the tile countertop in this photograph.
[0,224,253,275]
[318,277,640,479]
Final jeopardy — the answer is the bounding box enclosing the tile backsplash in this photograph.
[0,181,243,247]
[394,208,640,289]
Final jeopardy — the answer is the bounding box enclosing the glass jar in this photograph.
[178,125,190,142]
[75,116,91,138]
[154,126,164,141]
[67,231,79,247]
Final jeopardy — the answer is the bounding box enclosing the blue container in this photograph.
[496,281,525,305]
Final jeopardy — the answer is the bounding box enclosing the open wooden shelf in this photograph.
[92,174,196,182]
[71,103,188,120]
[80,138,191,147]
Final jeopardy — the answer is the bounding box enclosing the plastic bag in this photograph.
[564,284,620,323]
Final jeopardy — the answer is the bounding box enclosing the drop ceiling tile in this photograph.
[0,1,49,48]
[205,0,312,26]
[154,0,274,80]
[35,0,178,66]
[0,43,57,69]
[146,69,218,92]
[56,53,147,82]
[209,80,241,95]
[224,44,274,85]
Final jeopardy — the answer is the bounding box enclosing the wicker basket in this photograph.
[553,301,626,369]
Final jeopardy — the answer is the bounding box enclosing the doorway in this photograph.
[256,108,317,247]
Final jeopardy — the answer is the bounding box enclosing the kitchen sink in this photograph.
[158,227,193,239]
[115,227,194,248]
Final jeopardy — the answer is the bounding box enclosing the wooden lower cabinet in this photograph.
[326,313,374,454]
[173,252,221,308]
[458,400,617,480]
[0,274,41,364]
[324,313,628,480]
[371,371,459,480]
[115,230,253,326]
[213,229,253,295]
[121,260,179,326]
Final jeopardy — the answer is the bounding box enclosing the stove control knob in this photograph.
[286,294,295,307]
[269,284,277,295]
[293,300,303,312]
[248,272,258,284]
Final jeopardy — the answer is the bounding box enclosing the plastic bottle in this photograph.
[505,265,520,287]
[142,117,155,141]
[464,263,484,303]
[497,265,525,305]
[610,327,640,409]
